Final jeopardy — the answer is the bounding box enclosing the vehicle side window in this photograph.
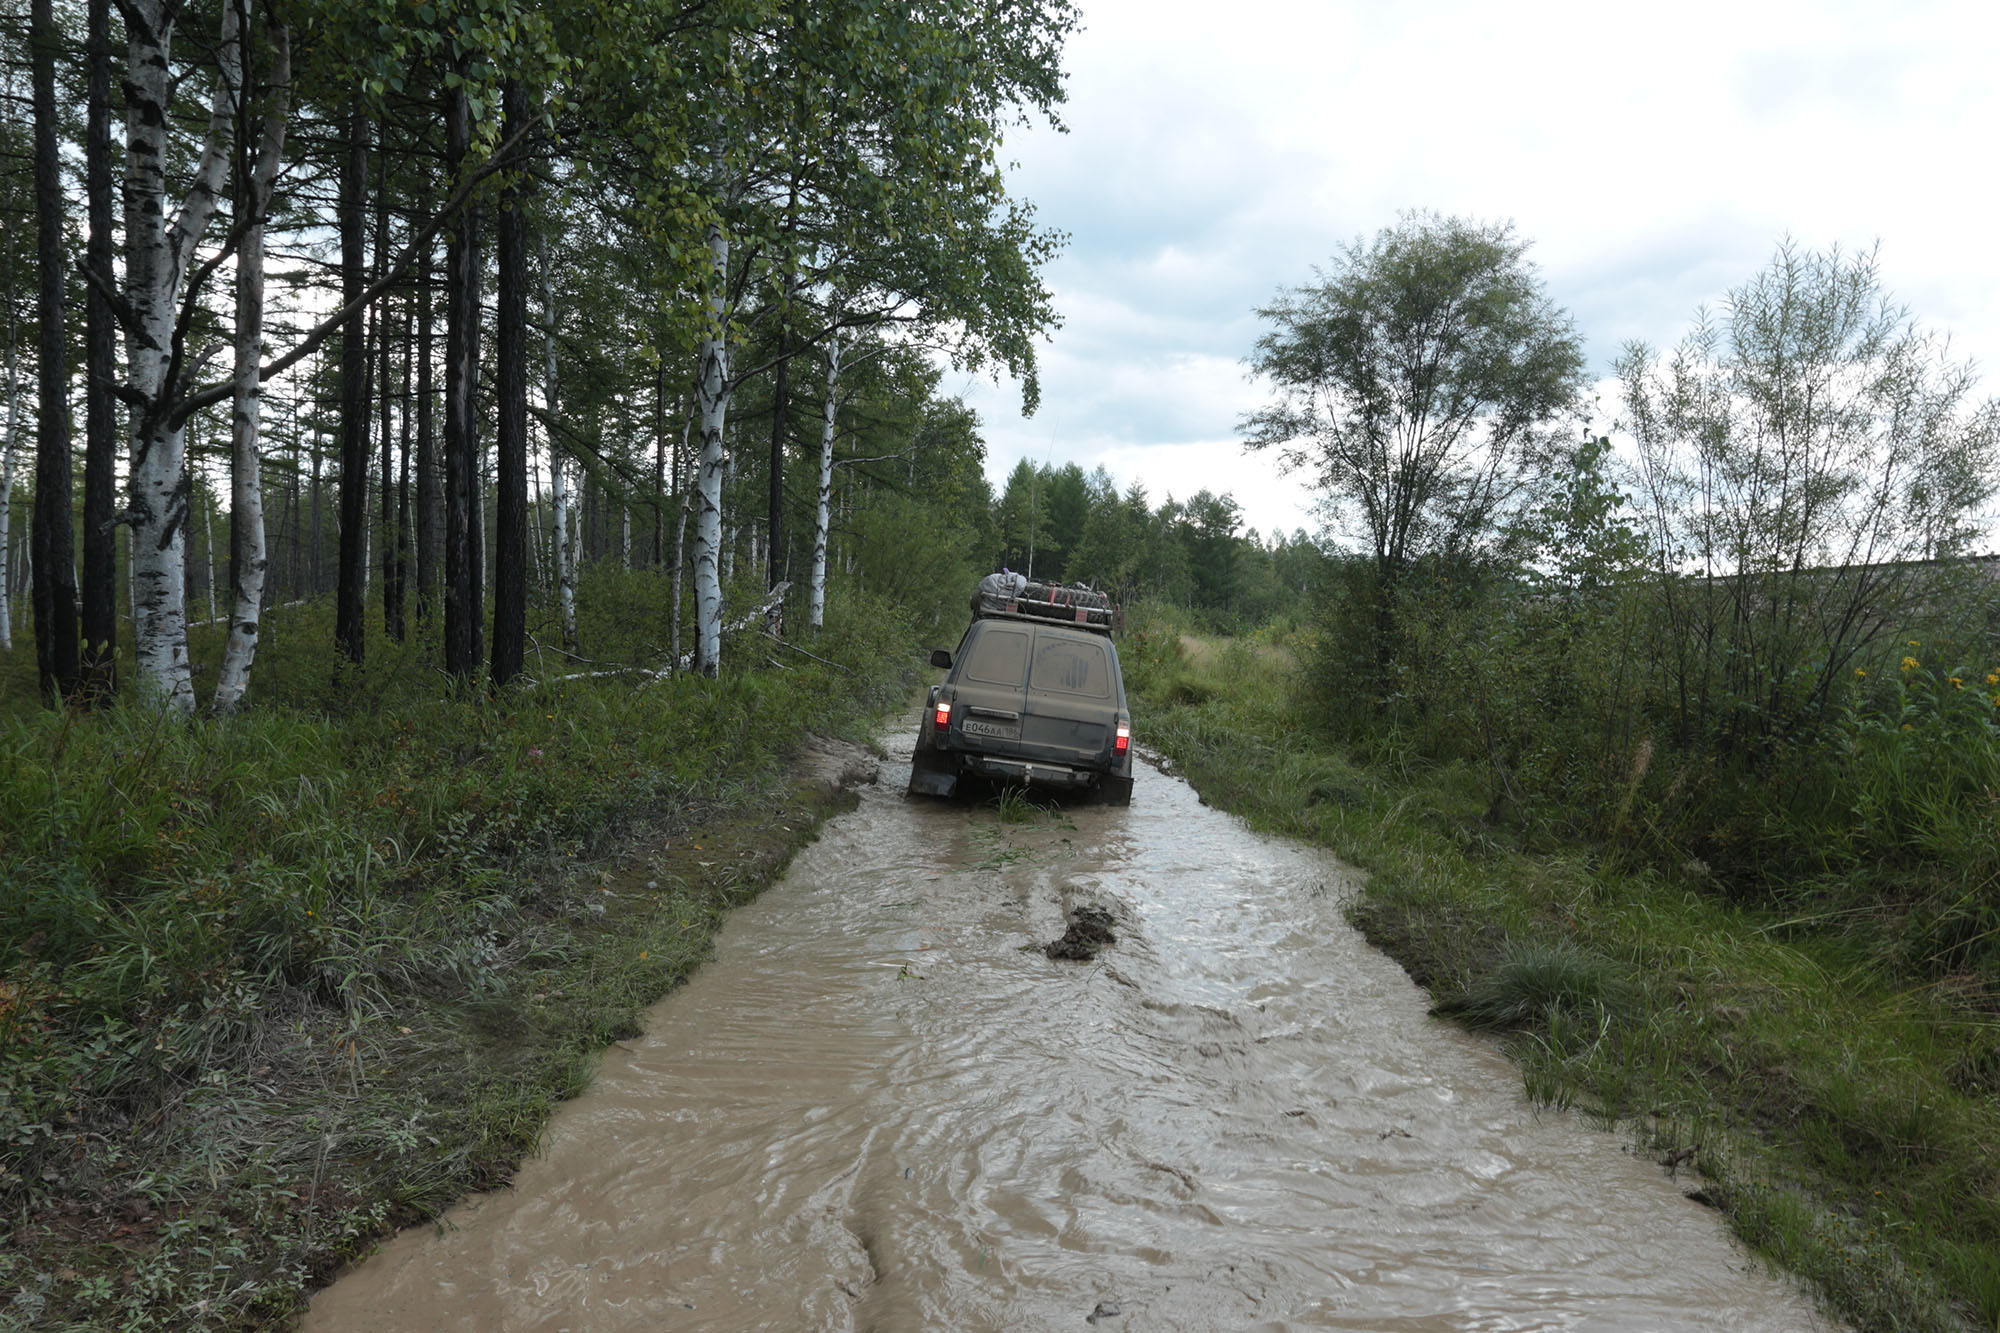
[1029,635,1111,698]
[961,628,1030,686]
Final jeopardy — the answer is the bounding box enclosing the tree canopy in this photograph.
[1241,212,1586,579]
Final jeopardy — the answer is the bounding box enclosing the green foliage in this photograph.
[0,577,917,1329]
[849,490,988,641]
[1129,623,2000,1333]
[1442,940,1632,1030]
[1243,212,1586,580]
[1619,240,2000,758]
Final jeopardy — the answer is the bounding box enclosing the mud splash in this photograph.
[304,709,1834,1331]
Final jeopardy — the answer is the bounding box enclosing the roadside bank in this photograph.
[1123,625,1999,1333]
[1,602,912,1332]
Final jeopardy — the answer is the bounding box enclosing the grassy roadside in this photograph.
[1124,619,2000,1333]
[0,583,914,1331]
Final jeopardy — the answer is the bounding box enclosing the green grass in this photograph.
[0,575,918,1331]
[1125,604,2000,1333]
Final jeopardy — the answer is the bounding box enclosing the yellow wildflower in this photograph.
[1854,668,1868,678]
[1949,677,1963,689]
[1909,639,1921,647]
[1901,656,1919,672]
[1986,672,1998,686]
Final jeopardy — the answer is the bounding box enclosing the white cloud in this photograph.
[961,0,2000,546]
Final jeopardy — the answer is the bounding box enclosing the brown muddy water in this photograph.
[304,716,1834,1332]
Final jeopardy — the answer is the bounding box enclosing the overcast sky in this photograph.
[948,0,2000,543]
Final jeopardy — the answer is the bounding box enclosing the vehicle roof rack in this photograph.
[971,573,1116,632]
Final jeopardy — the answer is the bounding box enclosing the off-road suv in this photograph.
[907,578,1134,805]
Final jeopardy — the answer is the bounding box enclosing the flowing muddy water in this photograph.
[306,716,1832,1332]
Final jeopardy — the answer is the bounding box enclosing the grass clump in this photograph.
[0,576,917,1331]
[1442,939,1632,1030]
[1126,599,2000,1333]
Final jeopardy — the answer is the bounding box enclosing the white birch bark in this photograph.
[1,321,20,652]
[692,222,730,676]
[123,0,239,715]
[809,328,841,630]
[544,320,576,646]
[544,287,575,645]
[721,436,736,585]
[669,413,690,671]
[529,459,547,593]
[201,466,216,624]
[212,13,287,714]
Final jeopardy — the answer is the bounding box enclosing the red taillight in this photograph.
[1115,722,1130,755]
[934,699,951,731]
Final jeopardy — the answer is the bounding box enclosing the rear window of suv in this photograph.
[962,627,1030,686]
[1029,634,1112,698]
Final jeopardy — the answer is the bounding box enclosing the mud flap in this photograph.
[1095,774,1134,807]
[907,748,959,798]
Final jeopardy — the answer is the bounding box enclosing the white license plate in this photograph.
[963,719,1017,738]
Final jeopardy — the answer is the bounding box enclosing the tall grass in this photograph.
[0,574,917,1330]
[1127,600,2000,1333]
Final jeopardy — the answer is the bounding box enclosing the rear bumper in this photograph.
[958,752,1098,788]
[911,744,1130,799]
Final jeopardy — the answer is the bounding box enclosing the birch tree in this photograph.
[541,242,577,650]
[1,312,19,654]
[116,0,241,714]
[214,0,289,715]
[808,324,840,630]
[692,215,732,676]
[679,0,1074,668]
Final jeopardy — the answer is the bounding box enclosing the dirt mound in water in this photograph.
[1045,905,1117,960]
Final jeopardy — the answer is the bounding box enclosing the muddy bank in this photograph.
[2,733,885,1333]
[304,713,1832,1331]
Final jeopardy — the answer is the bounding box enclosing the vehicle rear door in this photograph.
[950,622,1032,752]
[1018,628,1115,765]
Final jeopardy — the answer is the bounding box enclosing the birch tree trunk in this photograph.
[122,0,239,715]
[542,244,576,649]
[670,414,690,672]
[721,435,736,585]
[809,328,841,630]
[214,9,288,714]
[692,222,730,677]
[414,242,439,621]
[1,314,19,652]
[201,467,217,625]
[377,146,403,644]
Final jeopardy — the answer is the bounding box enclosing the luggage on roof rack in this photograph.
[971,572,1115,631]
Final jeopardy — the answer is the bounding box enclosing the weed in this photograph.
[0,577,918,1329]
[1125,599,2000,1333]
[1444,940,1632,1030]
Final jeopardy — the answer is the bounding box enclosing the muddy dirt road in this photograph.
[304,716,1831,1331]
